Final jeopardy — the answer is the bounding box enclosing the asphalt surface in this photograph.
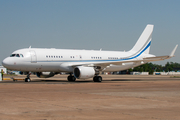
[0,75,180,120]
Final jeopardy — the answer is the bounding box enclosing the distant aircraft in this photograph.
[2,24,178,82]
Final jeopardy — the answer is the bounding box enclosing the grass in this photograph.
[170,76,180,78]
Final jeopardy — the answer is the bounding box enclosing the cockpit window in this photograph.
[20,54,24,57]
[10,54,16,57]
[10,54,24,57]
[16,54,20,57]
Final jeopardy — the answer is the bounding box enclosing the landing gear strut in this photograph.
[67,74,76,82]
[25,73,31,82]
[93,76,102,82]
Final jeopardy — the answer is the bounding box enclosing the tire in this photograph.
[93,76,102,82]
[25,78,31,82]
[68,76,76,82]
[27,78,31,82]
[72,76,76,81]
[93,76,97,82]
[97,76,102,82]
[67,76,71,81]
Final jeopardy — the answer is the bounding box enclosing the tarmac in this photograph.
[0,74,180,120]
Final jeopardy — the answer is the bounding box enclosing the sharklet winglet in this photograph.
[170,44,178,57]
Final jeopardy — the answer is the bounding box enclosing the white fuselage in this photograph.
[2,48,153,73]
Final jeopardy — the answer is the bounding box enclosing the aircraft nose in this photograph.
[2,58,8,67]
[2,58,13,68]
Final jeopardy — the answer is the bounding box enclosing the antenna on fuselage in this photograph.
[29,46,31,49]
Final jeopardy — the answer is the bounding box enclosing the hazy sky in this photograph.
[0,0,179,65]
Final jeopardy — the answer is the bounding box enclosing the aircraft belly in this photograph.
[59,63,73,72]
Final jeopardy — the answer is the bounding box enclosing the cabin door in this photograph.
[30,50,37,63]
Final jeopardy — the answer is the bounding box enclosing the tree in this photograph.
[127,62,180,74]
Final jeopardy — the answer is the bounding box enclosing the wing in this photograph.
[71,45,178,69]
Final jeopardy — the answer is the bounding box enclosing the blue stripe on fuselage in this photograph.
[36,41,151,63]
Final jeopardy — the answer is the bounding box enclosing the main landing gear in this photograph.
[93,76,102,82]
[67,74,76,82]
[25,73,31,82]
[67,74,102,82]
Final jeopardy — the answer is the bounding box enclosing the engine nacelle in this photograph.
[36,72,55,78]
[19,71,29,75]
[19,71,24,75]
[74,66,95,79]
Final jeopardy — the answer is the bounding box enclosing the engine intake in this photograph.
[74,66,95,79]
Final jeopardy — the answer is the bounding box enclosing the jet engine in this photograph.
[73,66,95,79]
[19,71,24,75]
[36,72,56,78]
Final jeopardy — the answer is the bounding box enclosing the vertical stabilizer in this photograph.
[130,24,154,54]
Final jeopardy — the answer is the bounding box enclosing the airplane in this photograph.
[2,24,178,82]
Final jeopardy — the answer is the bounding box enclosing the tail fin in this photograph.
[130,24,154,54]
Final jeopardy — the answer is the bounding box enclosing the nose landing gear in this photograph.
[25,73,31,82]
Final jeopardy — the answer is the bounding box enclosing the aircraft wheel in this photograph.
[93,76,97,82]
[96,76,102,82]
[72,76,76,81]
[67,76,76,82]
[93,76,102,82]
[25,78,31,82]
